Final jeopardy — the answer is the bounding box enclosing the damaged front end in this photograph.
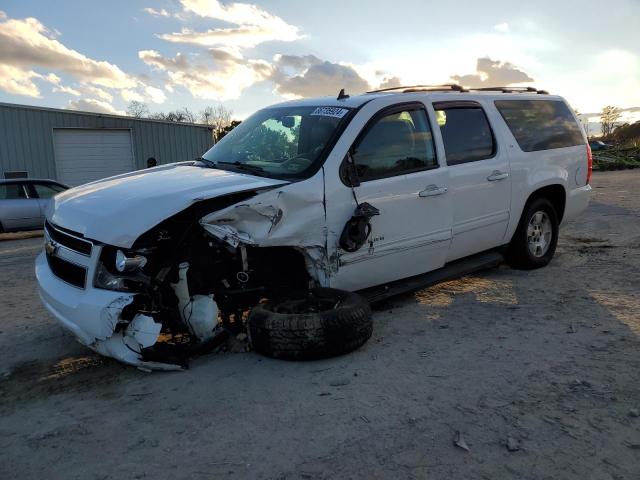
[38,179,328,371]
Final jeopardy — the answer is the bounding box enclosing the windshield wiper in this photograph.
[218,161,266,175]
[194,157,219,169]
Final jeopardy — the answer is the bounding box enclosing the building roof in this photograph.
[0,102,213,129]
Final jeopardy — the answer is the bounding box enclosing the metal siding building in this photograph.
[0,102,214,185]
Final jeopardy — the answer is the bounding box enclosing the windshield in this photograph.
[201,105,353,179]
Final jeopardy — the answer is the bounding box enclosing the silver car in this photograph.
[0,179,68,232]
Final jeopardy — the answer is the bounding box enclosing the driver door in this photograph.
[332,103,453,291]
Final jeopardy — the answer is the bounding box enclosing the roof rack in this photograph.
[469,86,549,94]
[366,84,549,95]
[366,84,467,94]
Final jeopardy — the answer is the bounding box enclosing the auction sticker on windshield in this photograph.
[311,107,350,118]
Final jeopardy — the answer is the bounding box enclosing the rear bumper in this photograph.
[35,251,134,346]
[563,184,591,224]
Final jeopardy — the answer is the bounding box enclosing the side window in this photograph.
[0,184,27,200]
[435,106,495,165]
[352,108,437,182]
[34,183,65,199]
[495,100,584,152]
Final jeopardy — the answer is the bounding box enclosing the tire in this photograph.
[507,197,559,270]
[248,288,373,360]
[0,222,4,234]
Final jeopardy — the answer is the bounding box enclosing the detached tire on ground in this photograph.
[248,288,373,360]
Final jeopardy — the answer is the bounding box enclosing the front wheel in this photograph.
[507,197,559,270]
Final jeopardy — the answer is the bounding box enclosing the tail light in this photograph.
[586,143,593,185]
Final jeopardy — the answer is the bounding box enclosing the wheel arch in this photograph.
[526,184,566,222]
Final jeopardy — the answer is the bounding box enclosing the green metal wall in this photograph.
[0,103,214,180]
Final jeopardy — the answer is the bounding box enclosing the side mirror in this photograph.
[280,116,295,128]
[344,152,361,187]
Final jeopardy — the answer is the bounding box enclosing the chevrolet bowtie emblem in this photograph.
[44,239,58,256]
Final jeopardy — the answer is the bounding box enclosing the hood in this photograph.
[48,163,286,248]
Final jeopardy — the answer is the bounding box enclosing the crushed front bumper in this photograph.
[36,252,181,370]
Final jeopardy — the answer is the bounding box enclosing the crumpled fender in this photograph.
[200,173,327,249]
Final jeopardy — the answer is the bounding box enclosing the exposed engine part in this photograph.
[339,202,380,252]
[240,245,249,272]
[171,262,219,342]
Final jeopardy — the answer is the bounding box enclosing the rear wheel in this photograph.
[507,197,559,270]
[248,288,373,360]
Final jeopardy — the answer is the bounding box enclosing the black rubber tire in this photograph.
[248,288,373,360]
[507,197,559,270]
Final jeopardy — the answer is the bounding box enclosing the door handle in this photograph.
[487,170,509,181]
[418,185,448,197]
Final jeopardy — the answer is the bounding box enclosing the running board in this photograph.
[358,250,504,304]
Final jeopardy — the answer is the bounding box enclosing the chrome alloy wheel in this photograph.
[527,211,553,257]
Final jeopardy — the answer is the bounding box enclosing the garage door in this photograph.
[53,129,135,186]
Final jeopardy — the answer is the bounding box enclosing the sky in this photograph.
[0,0,638,129]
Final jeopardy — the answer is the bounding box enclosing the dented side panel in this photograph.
[200,173,331,283]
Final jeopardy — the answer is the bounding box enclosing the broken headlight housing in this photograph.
[94,246,149,292]
[115,249,147,272]
[94,262,132,292]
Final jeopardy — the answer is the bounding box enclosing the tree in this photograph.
[126,101,149,118]
[611,120,640,146]
[148,108,196,123]
[217,120,241,140]
[600,105,621,138]
[199,105,233,141]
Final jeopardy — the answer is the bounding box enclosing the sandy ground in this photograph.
[1,170,639,480]
[0,230,43,242]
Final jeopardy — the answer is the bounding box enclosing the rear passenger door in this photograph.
[433,101,511,262]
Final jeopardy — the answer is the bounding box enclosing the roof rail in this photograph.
[366,84,467,94]
[469,86,549,94]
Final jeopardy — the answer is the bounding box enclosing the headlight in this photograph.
[115,250,147,273]
[94,262,134,292]
[94,247,149,292]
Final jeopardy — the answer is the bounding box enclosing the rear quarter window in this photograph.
[495,100,584,152]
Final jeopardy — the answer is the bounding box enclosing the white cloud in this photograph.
[0,64,42,97]
[0,14,137,97]
[0,11,6,20]
[159,0,300,50]
[143,7,170,17]
[144,85,166,103]
[53,85,81,96]
[139,49,270,100]
[68,98,125,115]
[121,89,144,102]
[271,55,371,98]
[82,85,113,102]
[122,85,165,104]
[44,73,61,85]
[377,76,402,90]
[494,22,509,33]
[451,57,534,87]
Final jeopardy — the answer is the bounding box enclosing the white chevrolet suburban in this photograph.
[36,85,592,369]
